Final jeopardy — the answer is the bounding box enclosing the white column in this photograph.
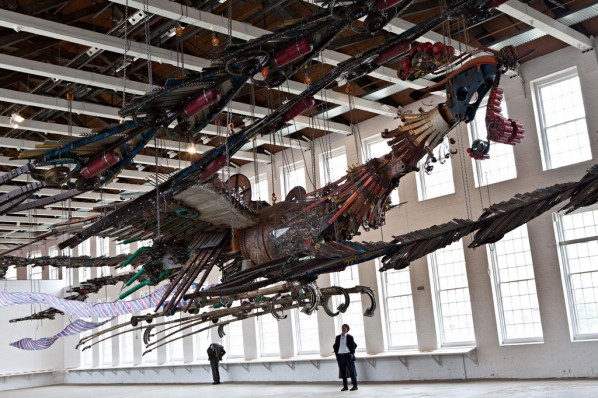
[242,317,258,360]
[410,257,439,351]
[133,326,143,366]
[183,333,194,363]
[317,274,336,357]
[278,310,295,359]
[111,318,120,366]
[358,260,385,354]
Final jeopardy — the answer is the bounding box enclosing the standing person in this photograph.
[333,323,358,391]
[207,342,226,384]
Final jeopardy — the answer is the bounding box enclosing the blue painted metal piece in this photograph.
[102,127,158,184]
[35,120,140,164]
[119,66,230,118]
[446,63,497,123]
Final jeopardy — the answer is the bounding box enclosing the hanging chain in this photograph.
[270,151,276,204]
[310,122,316,192]
[456,124,473,220]
[143,0,153,89]
[348,93,363,165]
[225,93,234,203]
[139,0,161,237]
[155,133,161,239]
[220,0,233,234]
[252,137,259,202]
[266,86,279,200]
[67,92,73,137]
[317,71,334,186]
[122,0,129,109]
[65,89,74,272]
[225,100,234,237]
[476,164,487,211]
[175,5,185,77]
[66,196,72,284]
[227,0,233,46]
[250,83,260,203]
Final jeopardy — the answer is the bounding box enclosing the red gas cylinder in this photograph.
[374,40,410,65]
[378,0,406,10]
[487,103,502,114]
[182,88,222,118]
[509,120,525,144]
[487,97,502,107]
[272,38,313,68]
[282,96,316,122]
[80,151,121,179]
[198,155,228,181]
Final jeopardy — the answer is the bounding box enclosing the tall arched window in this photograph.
[258,314,280,357]
[294,309,319,354]
[332,267,365,350]
[379,261,417,349]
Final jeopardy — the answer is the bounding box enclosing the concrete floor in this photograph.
[2,380,598,398]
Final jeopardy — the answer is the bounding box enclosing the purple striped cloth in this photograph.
[0,285,169,318]
[10,318,112,350]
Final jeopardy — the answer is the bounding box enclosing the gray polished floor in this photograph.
[2,380,598,398]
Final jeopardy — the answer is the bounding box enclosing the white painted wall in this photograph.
[3,44,598,388]
[0,280,66,390]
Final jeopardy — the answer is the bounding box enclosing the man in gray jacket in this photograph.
[207,342,226,384]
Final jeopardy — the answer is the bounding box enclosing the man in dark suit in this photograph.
[333,323,358,391]
[207,342,226,384]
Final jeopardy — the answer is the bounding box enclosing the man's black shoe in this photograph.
[350,386,358,391]
[341,387,348,391]
[212,382,220,385]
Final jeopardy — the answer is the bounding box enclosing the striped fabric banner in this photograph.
[0,285,169,318]
[10,318,112,350]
